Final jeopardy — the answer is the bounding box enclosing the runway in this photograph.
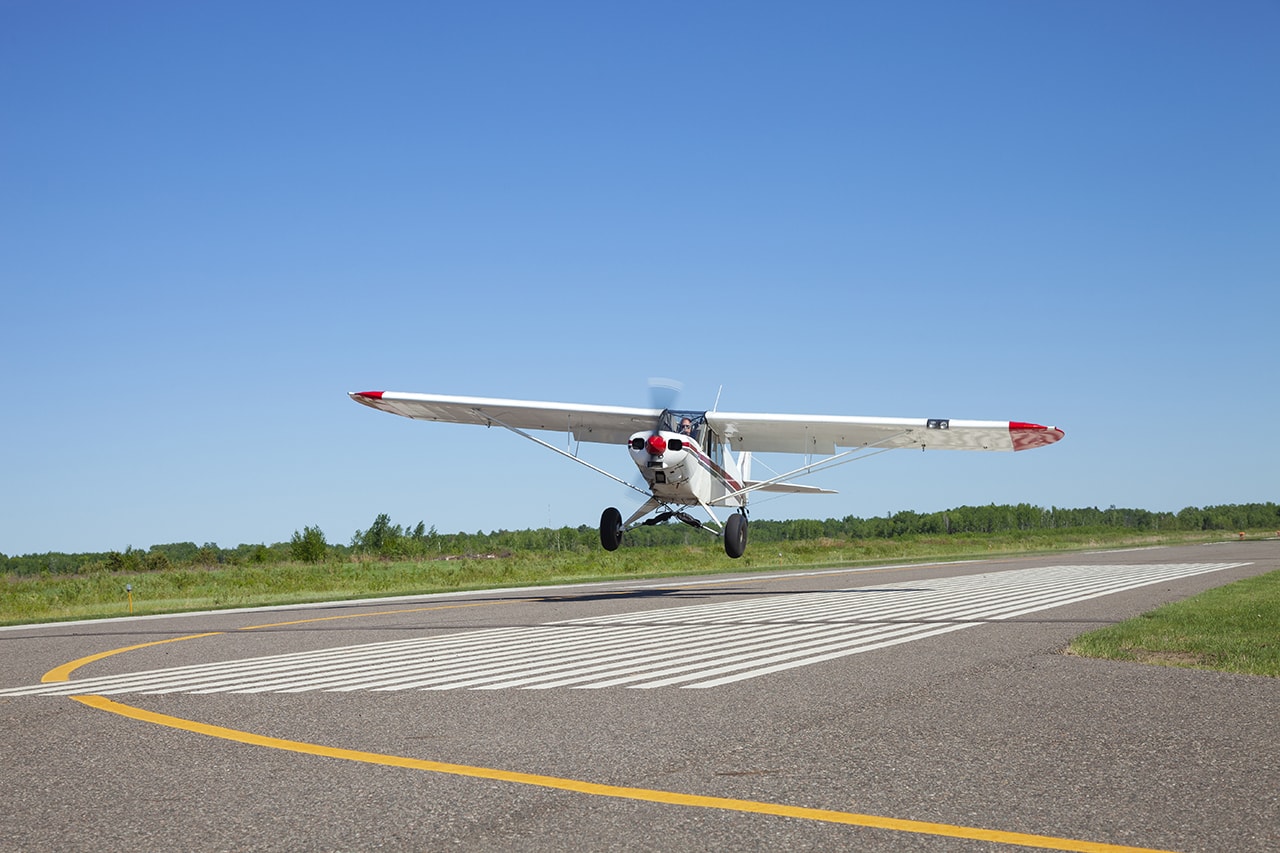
[2,542,1277,851]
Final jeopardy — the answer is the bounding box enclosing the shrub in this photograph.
[291,525,328,563]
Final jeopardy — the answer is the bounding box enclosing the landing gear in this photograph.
[600,503,748,558]
[600,506,623,551]
[724,512,748,559]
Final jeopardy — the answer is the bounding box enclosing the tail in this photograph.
[723,449,751,484]
[735,450,838,496]
[722,449,751,498]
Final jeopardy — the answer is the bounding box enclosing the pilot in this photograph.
[679,417,694,436]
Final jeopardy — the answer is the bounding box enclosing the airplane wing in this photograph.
[349,391,660,445]
[352,392,1064,453]
[704,412,1064,454]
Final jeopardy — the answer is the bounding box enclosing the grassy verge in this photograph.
[1,528,1245,627]
[1067,569,1280,677]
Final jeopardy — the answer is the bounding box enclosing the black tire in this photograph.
[724,513,748,558]
[600,507,623,551]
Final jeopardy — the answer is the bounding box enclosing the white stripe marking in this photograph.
[0,563,1246,694]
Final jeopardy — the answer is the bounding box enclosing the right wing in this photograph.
[705,411,1063,454]
[349,391,660,445]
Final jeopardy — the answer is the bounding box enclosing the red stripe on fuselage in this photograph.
[681,442,744,494]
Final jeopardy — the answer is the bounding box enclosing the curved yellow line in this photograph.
[47,603,1178,853]
[69,695,1176,853]
[41,633,224,682]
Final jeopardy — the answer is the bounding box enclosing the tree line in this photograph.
[3,502,1277,577]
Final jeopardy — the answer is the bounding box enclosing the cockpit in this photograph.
[662,409,707,444]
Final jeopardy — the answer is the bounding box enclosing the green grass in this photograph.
[1068,569,1280,677]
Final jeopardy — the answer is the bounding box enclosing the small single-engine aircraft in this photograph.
[349,388,1063,558]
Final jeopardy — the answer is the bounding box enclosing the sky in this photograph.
[2,1,1277,556]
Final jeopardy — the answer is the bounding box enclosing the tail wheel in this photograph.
[600,507,623,551]
[724,512,748,558]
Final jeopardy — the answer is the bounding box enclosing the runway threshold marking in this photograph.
[34,600,512,685]
[36,590,1185,853]
[16,562,1246,696]
[68,693,1173,853]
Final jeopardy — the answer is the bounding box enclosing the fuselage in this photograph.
[627,427,746,508]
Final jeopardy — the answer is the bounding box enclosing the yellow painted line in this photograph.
[41,633,224,682]
[72,694,1176,853]
[43,590,1177,853]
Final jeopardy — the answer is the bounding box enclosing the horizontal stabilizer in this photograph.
[746,481,837,495]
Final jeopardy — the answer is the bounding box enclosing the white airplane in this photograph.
[349,388,1064,558]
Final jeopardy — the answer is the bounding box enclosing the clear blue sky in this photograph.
[3,1,1276,556]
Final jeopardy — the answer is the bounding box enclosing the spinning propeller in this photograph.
[648,376,683,413]
[643,377,683,456]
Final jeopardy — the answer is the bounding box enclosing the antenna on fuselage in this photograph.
[712,384,723,412]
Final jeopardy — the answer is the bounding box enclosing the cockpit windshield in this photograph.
[663,410,707,444]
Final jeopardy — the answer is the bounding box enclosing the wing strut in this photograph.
[469,409,653,499]
[716,436,906,505]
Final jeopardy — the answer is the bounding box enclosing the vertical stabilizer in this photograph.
[722,446,750,487]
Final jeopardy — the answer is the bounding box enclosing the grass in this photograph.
[4,529,1277,678]
[1067,568,1280,677]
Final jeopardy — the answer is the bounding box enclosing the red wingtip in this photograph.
[353,391,385,400]
[1009,422,1065,451]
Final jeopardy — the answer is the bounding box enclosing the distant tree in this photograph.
[352,513,404,557]
[291,525,328,563]
[786,519,824,540]
[142,549,171,572]
[246,544,273,564]
[105,548,141,573]
[152,542,200,563]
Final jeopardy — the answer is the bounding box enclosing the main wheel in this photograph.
[724,512,748,558]
[600,506,623,551]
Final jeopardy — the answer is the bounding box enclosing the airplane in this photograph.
[349,388,1064,559]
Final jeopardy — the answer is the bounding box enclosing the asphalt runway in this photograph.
[2,541,1277,852]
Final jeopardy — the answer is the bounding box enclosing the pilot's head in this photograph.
[679,418,693,435]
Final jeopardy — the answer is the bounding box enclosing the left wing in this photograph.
[705,412,1063,454]
[349,391,659,445]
